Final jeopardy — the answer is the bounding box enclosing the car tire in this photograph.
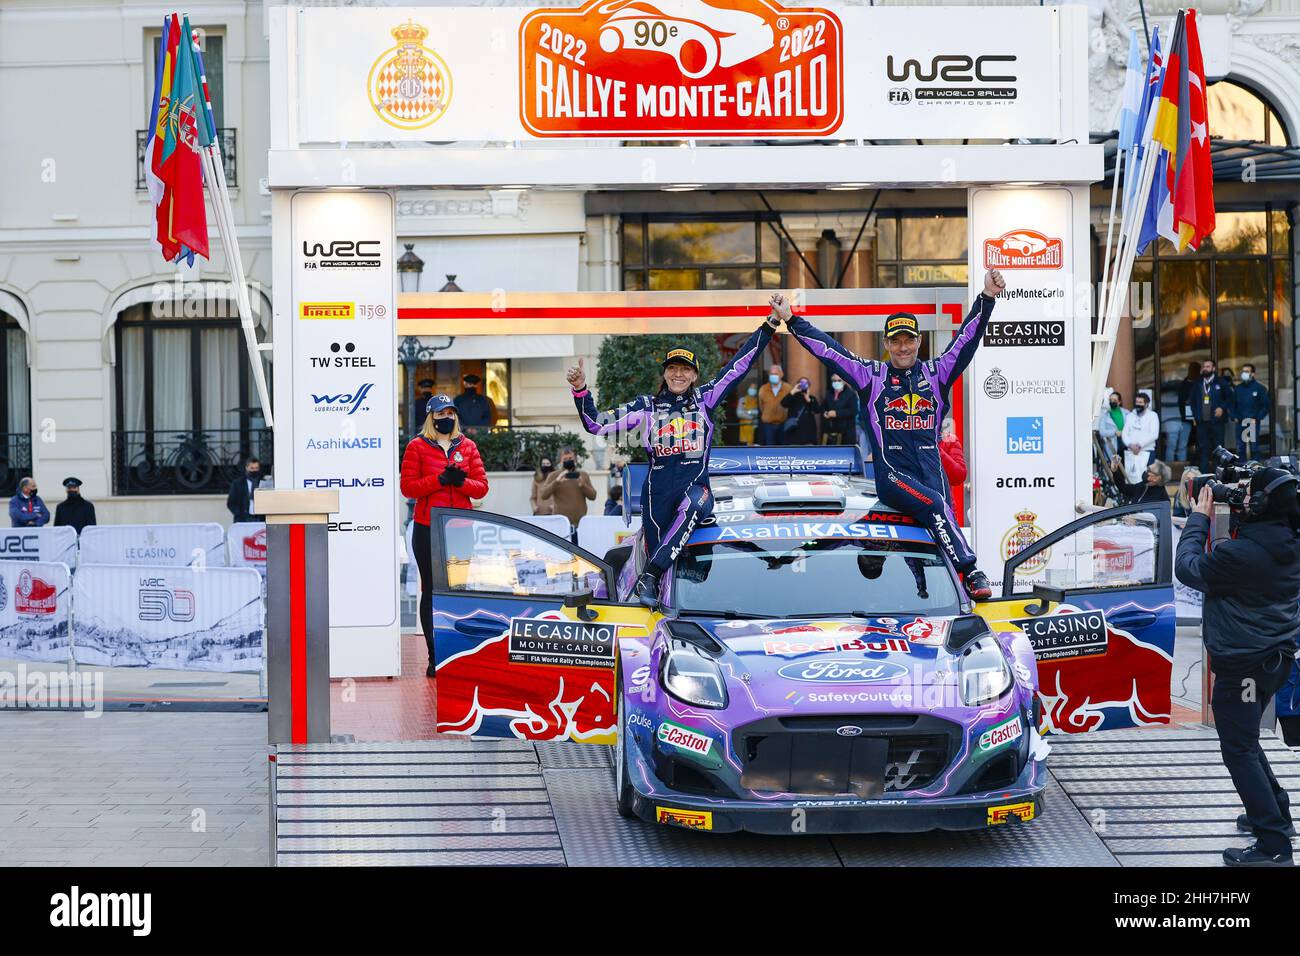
[614,689,636,818]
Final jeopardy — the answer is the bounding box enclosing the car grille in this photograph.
[736,715,960,797]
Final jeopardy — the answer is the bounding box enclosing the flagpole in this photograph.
[1096,143,1125,346]
[201,143,275,428]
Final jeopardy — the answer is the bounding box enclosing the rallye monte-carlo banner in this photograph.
[295,1,1065,142]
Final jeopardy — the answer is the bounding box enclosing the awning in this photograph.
[1096,132,1300,183]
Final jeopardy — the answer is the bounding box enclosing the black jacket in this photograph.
[1175,511,1300,672]
[781,389,821,444]
[53,496,96,534]
[227,475,261,523]
[822,388,859,440]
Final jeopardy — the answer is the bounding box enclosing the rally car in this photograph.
[427,446,1175,835]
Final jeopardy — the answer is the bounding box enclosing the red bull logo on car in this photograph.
[882,394,936,431]
[653,414,706,457]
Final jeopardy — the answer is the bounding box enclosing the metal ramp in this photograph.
[1048,724,1300,867]
[275,737,1119,867]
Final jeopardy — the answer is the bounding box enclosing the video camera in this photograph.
[1191,446,1300,509]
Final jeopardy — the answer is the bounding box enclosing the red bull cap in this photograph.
[884,312,920,338]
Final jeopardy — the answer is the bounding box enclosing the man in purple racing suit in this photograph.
[773,268,1006,600]
[566,297,782,606]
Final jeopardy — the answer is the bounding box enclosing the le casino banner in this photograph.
[71,565,264,672]
[0,561,72,664]
[77,523,227,569]
[296,1,1063,143]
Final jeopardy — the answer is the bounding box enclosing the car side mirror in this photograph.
[1023,584,1065,617]
[564,588,598,622]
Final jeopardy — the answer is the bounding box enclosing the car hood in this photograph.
[695,616,964,714]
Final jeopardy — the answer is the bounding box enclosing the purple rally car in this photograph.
[427,446,1175,835]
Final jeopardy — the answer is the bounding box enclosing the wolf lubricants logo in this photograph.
[520,0,843,137]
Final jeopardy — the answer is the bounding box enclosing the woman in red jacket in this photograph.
[938,416,967,506]
[400,394,490,675]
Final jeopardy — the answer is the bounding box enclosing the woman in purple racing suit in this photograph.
[566,298,782,607]
[771,269,1006,600]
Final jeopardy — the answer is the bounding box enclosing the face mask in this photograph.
[832,381,844,392]
[1241,372,1252,382]
[768,375,780,386]
[1109,401,1119,409]
[563,459,576,471]
[434,417,456,435]
[1135,406,1146,415]
[1202,369,1215,378]
[747,387,757,396]
[540,464,553,475]
[798,380,810,390]
[463,386,476,395]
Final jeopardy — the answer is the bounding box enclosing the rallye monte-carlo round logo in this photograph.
[520,0,843,137]
[368,20,453,130]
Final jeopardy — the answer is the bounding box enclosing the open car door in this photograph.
[974,501,1177,734]
[425,507,657,744]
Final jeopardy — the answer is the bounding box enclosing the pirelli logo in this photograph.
[655,806,713,831]
[299,301,355,320]
[987,800,1036,825]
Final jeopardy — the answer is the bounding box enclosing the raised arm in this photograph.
[933,269,1005,388]
[566,357,650,441]
[699,319,777,410]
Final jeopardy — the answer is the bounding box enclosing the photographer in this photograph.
[1176,467,1300,867]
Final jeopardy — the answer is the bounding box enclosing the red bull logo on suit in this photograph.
[652,414,706,457]
[882,394,936,431]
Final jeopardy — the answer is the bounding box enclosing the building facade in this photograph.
[2,0,1297,525]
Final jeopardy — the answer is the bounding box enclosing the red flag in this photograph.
[1179,9,1216,250]
[154,15,182,262]
[163,15,209,259]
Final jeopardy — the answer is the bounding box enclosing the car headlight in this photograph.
[661,645,728,709]
[959,638,1013,706]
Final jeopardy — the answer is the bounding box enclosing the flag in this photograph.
[143,19,170,208]
[1151,11,1186,246]
[1178,9,1216,250]
[190,31,218,150]
[162,15,209,259]
[153,14,182,262]
[1123,26,1161,232]
[1118,31,1143,152]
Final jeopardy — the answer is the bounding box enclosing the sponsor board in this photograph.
[978,715,1023,752]
[983,320,1066,348]
[656,806,713,830]
[1012,609,1108,661]
[507,616,617,668]
[657,720,713,756]
[987,800,1036,825]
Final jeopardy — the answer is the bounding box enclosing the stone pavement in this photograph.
[0,711,268,866]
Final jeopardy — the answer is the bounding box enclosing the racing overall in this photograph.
[788,293,996,573]
[573,321,776,577]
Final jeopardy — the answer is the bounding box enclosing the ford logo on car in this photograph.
[777,659,909,684]
[836,725,863,737]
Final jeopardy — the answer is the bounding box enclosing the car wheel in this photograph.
[614,689,635,818]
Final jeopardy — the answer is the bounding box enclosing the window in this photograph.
[874,212,969,288]
[621,216,784,291]
[0,313,31,496]
[440,514,604,596]
[1033,512,1161,592]
[1207,80,1290,147]
[402,357,511,437]
[113,300,268,495]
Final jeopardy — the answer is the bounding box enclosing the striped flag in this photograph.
[1177,9,1216,250]
[1151,11,1187,246]
[161,15,209,259]
[152,15,183,262]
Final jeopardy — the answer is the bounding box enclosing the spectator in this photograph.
[1173,466,1201,518]
[400,394,490,676]
[9,477,49,528]
[53,477,96,533]
[737,383,760,445]
[453,373,497,432]
[226,457,262,524]
[821,372,859,444]
[411,378,435,437]
[1193,359,1232,472]
[780,377,821,444]
[1220,367,1239,451]
[1120,391,1159,485]
[757,363,792,445]
[540,446,597,529]
[1112,456,1172,506]
[1163,362,1198,463]
[604,484,624,517]
[530,456,556,516]
[939,417,967,498]
[1095,389,1126,462]
[1234,363,1270,460]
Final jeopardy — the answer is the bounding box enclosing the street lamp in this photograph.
[439,275,463,293]
[397,243,424,293]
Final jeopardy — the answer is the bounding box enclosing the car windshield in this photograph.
[673,538,960,618]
